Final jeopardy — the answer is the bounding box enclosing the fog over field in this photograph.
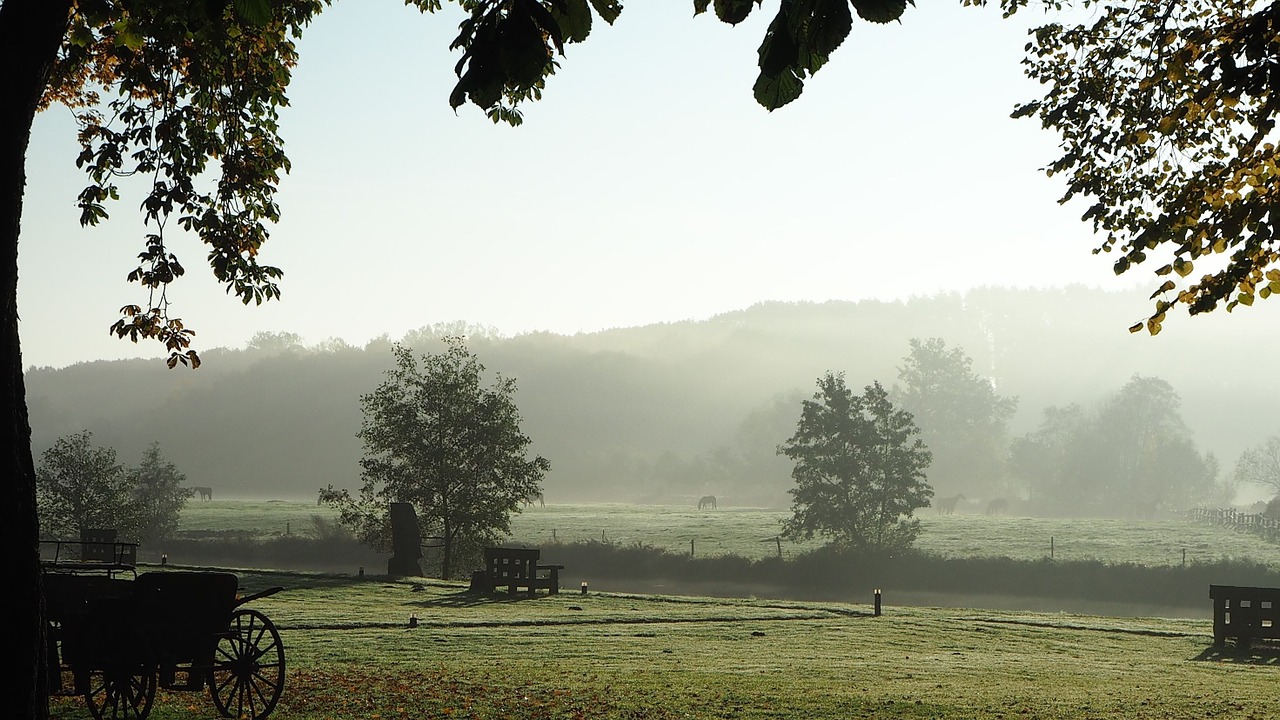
[25,286,1280,513]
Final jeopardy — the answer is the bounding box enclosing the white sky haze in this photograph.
[19,1,1152,370]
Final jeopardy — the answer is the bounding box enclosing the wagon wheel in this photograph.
[83,666,157,720]
[210,608,286,720]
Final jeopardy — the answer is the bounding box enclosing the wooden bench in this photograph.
[40,529,138,579]
[476,547,564,596]
[1210,585,1280,649]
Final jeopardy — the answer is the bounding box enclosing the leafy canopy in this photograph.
[322,338,549,579]
[893,338,1018,499]
[42,0,622,367]
[780,373,933,554]
[998,0,1280,332]
[42,0,1279,368]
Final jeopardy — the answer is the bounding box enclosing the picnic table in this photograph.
[473,547,564,596]
[1210,584,1280,650]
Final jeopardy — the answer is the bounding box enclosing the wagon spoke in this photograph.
[84,668,156,720]
[211,608,285,720]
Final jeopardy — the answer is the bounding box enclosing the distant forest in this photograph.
[24,286,1280,511]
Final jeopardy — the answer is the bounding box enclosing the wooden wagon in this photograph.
[42,537,286,720]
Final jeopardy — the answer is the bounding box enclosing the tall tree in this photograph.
[7,0,1278,716]
[4,3,617,715]
[127,441,189,544]
[35,430,132,540]
[323,338,549,580]
[1014,375,1222,517]
[779,373,933,554]
[893,338,1017,500]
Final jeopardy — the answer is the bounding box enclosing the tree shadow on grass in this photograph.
[1192,642,1280,666]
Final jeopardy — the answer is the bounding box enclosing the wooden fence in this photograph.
[1185,507,1280,543]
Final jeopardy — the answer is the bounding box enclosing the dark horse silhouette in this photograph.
[698,495,717,510]
[524,491,544,508]
[935,493,964,515]
[191,486,213,501]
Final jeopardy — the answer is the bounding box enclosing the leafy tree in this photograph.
[893,338,1017,500]
[36,431,134,541]
[127,441,189,544]
[1003,0,1280,331]
[1013,375,1223,517]
[1233,435,1280,499]
[698,0,1280,330]
[779,373,933,554]
[6,0,1277,715]
[322,338,549,580]
[5,2,615,712]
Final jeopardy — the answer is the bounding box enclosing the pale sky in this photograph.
[19,1,1147,370]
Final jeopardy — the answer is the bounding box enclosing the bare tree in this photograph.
[1234,436,1280,498]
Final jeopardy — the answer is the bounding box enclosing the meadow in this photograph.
[177,499,1280,569]
[46,569,1280,720]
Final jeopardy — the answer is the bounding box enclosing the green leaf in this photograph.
[588,0,623,24]
[754,69,804,110]
[233,0,272,26]
[499,9,552,90]
[714,0,755,25]
[549,0,593,43]
[758,9,799,79]
[850,0,909,24]
[113,19,145,50]
[807,0,852,56]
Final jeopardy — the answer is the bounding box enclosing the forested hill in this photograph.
[24,286,1280,507]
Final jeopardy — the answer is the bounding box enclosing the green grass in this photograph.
[178,500,1280,569]
[47,569,1280,719]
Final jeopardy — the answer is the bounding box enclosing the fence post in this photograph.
[776,536,782,558]
[1182,548,1186,567]
[1050,536,1054,560]
[691,539,695,557]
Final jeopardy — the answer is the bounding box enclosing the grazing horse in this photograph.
[698,495,717,510]
[191,486,213,501]
[986,497,1009,515]
[934,493,965,515]
[524,491,545,508]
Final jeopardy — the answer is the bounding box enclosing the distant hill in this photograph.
[24,286,1280,507]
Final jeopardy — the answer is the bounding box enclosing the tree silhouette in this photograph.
[322,339,548,580]
[780,373,933,554]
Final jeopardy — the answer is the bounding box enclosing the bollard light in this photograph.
[581,581,588,595]
[359,566,364,578]
[160,553,168,566]
[874,588,882,617]
[409,614,419,628]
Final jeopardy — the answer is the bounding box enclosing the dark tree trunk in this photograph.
[0,1,74,718]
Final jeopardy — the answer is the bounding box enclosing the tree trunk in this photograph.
[0,1,74,718]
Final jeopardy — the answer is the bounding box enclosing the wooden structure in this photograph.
[42,537,286,720]
[475,547,563,596]
[41,529,138,578]
[1210,584,1280,649]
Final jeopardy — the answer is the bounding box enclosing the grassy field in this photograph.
[178,500,1280,569]
[46,569,1280,720]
